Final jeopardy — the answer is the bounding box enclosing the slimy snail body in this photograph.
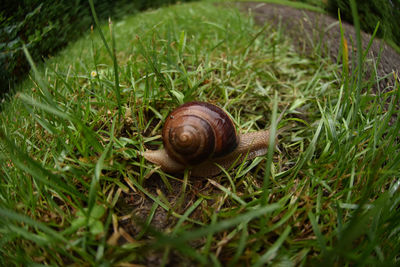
[143,101,272,177]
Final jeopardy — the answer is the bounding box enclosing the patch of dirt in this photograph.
[114,172,217,265]
[234,1,400,91]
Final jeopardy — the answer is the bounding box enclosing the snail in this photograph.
[142,101,273,177]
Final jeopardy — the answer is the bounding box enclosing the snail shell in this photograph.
[162,101,238,165]
[143,101,273,177]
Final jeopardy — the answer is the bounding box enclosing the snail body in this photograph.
[143,101,272,177]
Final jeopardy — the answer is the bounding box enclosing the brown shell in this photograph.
[162,101,238,165]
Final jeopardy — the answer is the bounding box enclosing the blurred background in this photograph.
[0,0,195,97]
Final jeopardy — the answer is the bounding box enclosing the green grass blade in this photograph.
[0,207,68,243]
[109,18,122,118]
[254,226,291,267]
[261,91,279,205]
[308,211,327,255]
[349,0,363,125]
[156,203,281,246]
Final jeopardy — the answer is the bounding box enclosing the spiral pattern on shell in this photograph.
[162,101,239,165]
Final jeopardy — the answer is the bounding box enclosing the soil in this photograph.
[235,1,400,90]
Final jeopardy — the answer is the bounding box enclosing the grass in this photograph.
[1,0,400,265]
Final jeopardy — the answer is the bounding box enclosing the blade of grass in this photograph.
[0,207,67,243]
[0,129,84,202]
[108,18,122,118]
[89,0,121,117]
[156,203,281,246]
[125,174,204,226]
[22,45,54,105]
[208,179,246,207]
[308,211,327,255]
[254,226,291,267]
[349,0,363,125]
[228,223,248,266]
[88,116,116,214]
[261,91,279,205]
[19,93,103,153]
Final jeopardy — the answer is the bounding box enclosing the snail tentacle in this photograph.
[142,148,186,173]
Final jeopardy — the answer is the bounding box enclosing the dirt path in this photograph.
[235,1,400,89]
